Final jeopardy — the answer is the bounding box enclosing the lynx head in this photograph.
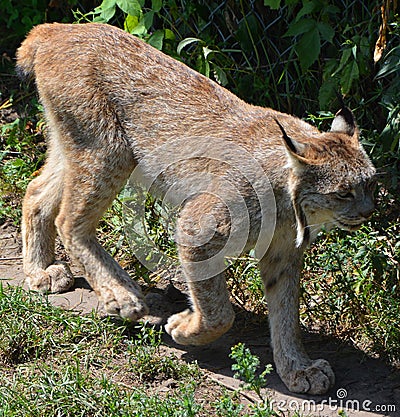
[277,107,376,247]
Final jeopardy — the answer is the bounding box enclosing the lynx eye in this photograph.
[336,190,355,199]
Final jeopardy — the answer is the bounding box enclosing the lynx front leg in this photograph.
[165,195,235,345]
[260,244,335,395]
[165,271,235,345]
[55,149,148,321]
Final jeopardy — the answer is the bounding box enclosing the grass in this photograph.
[0,285,282,417]
[0,284,198,416]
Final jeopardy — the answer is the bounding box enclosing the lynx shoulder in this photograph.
[17,23,376,395]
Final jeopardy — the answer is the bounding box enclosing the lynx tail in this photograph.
[16,24,54,80]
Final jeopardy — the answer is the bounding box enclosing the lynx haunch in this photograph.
[17,23,376,395]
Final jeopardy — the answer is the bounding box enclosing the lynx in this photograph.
[16,23,376,395]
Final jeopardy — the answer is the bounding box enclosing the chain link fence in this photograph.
[153,0,377,115]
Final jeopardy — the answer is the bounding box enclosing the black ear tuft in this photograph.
[335,91,346,108]
[330,106,357,137]
[275,118,306,157]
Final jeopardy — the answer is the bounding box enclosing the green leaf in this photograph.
[295,27,320,71]
[331,48,352,77]
[236,14,261,52]
[318,77,338,108]
[124,14,139,32]
[143,10,154,30]
[177,37,201,55]
[295,1,318,21]
[96,0,116,11]
[284,18,315,37]
[202,46,214,60]
[204,59,210,78]
[116,0,142,17]
[151,0,162,12]
[124,15,147,37]
[164,29,175,41]
[341,60,359,94]
[94,0,116,22]
[263,0,281,9]
[213,65,228,86]
[148,29,164,50]
[317,21,334,43]
[324,5,340,14]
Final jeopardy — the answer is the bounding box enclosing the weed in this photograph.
[302,212,400,362]
[0,361,203,417]
[230,343,273,401]
[226,255,266,315]
[0,285,124,364]
[229,343,280,416]
[213,393,245,417]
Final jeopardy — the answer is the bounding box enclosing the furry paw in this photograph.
[165,309,233,345]
[26,261,75,293]
[283,359,335,395]
[100,281,148,321]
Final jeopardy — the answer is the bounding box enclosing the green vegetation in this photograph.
[0,0,79,51]
[0,286,202,416]
[230,343,273,400]
[0,98,45,223]
[0,1,399,413]
[0,285,283,416]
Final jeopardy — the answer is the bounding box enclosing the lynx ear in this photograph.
[275,118,310,247]
[330,107,359,140]
[275,118,310,169]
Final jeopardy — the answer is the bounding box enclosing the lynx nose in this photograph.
[359,204,375,219]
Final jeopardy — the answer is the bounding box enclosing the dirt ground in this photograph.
[1,221,399,417]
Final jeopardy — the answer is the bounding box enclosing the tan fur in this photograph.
[16,23,376,395]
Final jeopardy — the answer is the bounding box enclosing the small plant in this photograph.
[213,393,244,417]
[230,343,273,400]
[0,286,207,416]
[229,343,281,416]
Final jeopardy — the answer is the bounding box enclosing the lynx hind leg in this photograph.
[55,148,148,321]
[165,196,235,345]
[22,142,74,293]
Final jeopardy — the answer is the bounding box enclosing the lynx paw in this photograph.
[26,261,75,293]
[165,309,233,345]
[283,359,335,395]
[100,282,148,321]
